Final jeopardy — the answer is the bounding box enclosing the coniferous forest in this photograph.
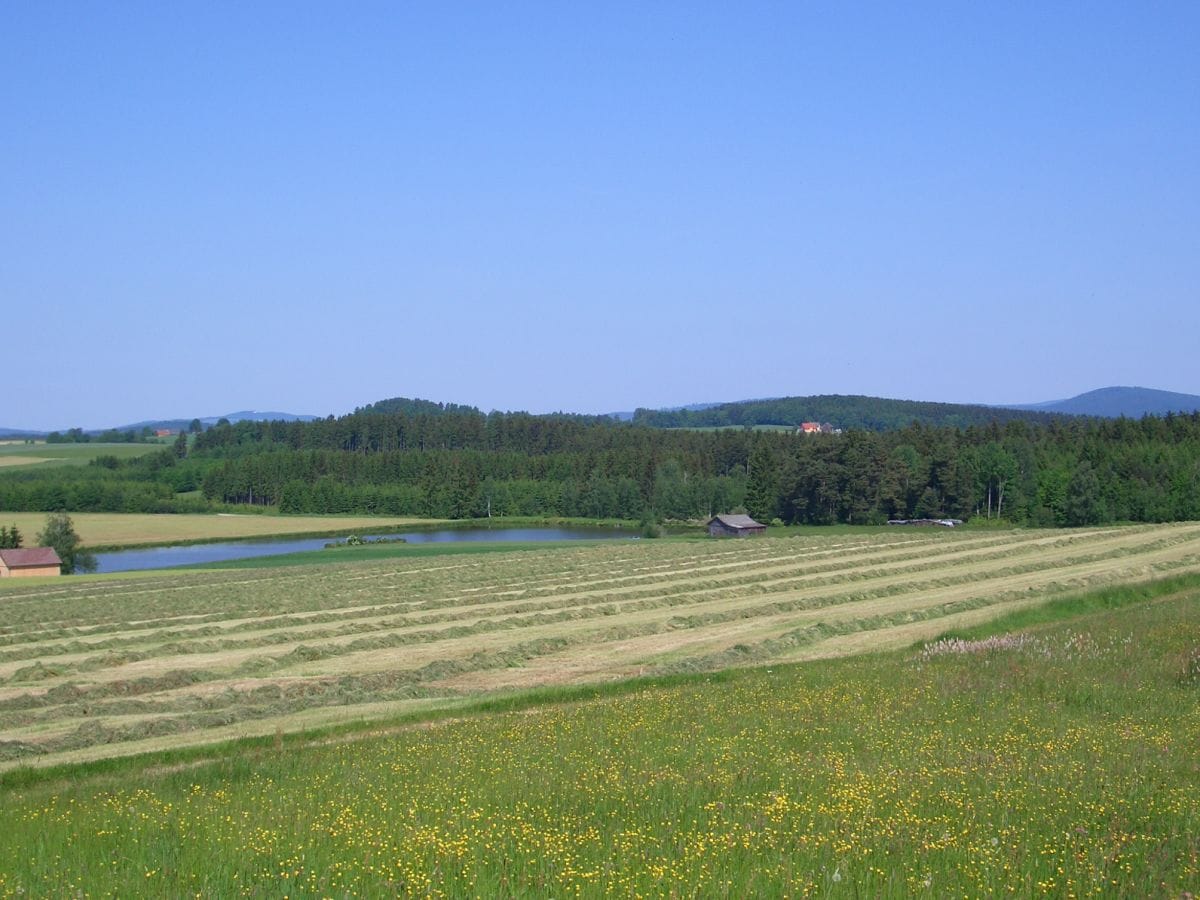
[2,407,1199,527]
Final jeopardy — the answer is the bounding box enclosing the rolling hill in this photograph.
[1006,386,1200,418]
[631,394,1072,431]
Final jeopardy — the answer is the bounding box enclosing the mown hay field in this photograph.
[0,512,440,548]
[3,523,1200,771]
[2,574,1197,896]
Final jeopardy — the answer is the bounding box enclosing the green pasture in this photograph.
[0,442,161,469]
[0,512,448,549]
[0,578,1196,896]
[191,538,607,569]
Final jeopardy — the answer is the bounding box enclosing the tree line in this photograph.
[2,409,1199,527]
[633,394,1070,431]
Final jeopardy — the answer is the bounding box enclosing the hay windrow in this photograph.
[4,524,1200,768]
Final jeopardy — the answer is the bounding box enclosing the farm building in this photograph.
[0,547,62,577]
[706,514,767,537]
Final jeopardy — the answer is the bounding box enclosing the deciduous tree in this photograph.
[36,513,96,574]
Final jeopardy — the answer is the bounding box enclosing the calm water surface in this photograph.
[93,527,634,574]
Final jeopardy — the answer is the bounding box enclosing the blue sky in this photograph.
[3,2,1198,429]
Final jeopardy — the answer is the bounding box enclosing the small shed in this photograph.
[706,514,767,538]
[0,547,62,577]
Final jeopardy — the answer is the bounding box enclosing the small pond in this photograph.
[93,526,635,574]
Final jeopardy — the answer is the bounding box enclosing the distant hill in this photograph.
[1006,386,1200,418]
[606,401,727,422]
[0,427,43,439]
[112,411,321,432]
[632,394,1073,431]
[354,397,482,417]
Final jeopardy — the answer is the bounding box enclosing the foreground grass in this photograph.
[0,584,1196,896]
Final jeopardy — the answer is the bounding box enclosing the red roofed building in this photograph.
[0,547,62,577]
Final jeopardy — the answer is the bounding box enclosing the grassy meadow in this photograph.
[0,575,1196,896]
[0,442,163,469]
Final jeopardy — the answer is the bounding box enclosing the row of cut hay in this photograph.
[0,531,1000,655]
[4,525,1200,765]
[0,528,1144,684]
[4,524,1191,688]
[6,539,1187,762]
[4,556,1195,734]
[0,528,1046,648]
[4,525,1195,696]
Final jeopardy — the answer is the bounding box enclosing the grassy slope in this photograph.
[0,443,163,469]
[0,579,1195,896]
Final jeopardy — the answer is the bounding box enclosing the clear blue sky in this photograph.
[3,2,1198,430]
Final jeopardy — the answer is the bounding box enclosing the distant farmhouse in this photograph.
[0,547,62,577]
[707,514,767,537]
[155,429,174,438]
[797,422,841,435]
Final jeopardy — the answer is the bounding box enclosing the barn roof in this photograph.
[0,547,62,568]
[709,514,765,529]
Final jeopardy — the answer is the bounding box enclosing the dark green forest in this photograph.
[1,408,1199,527]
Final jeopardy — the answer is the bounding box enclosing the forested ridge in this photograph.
[2,408,1199,527]
[633,393,1072,430]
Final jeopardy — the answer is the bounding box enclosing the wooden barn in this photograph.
[0,547,62,577]
[706,514,767,538]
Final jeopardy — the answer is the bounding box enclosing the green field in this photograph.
[0,512,447,549]
[0,442,163,469]
[3,523,1200,774]
[0,566,1196,895]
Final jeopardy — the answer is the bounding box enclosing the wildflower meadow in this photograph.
[1,575,1196,896]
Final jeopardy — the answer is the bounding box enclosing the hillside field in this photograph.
[0,442,163,469]
[3,523,1200,773]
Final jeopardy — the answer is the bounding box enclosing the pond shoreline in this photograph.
[83,516,638,552]
[91,522,647,573]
